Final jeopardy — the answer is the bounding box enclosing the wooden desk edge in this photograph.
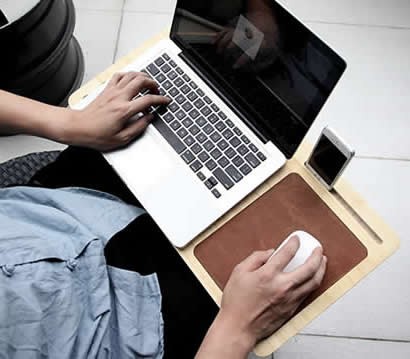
[69,34,400,357]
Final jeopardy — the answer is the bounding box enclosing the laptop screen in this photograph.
[170,0,346,158]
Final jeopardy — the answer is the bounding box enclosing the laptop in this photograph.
[75,0,346,248]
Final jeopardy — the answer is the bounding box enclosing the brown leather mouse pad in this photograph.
[195,173,368,308]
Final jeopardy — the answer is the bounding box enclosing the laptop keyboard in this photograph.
[143,53,267,199]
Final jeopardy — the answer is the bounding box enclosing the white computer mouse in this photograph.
[269,230,322,272]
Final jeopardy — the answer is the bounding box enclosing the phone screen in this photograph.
[308,134,348,186]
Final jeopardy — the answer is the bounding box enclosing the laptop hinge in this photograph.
[179,51,269,144]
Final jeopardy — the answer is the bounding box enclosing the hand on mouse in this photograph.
[196,237,326,358]
[59,71,171,151]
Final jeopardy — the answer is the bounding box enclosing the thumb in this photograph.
[117,113,154,144]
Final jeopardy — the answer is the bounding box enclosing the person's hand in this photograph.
[219,236,327,348]
[62,71,170,151]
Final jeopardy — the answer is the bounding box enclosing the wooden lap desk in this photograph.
[69,33,400,357]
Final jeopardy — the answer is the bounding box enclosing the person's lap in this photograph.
[29,146,218,359]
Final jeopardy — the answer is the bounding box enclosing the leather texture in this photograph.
[195,173,368,308]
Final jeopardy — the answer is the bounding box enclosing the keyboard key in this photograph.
[249,143,258,153]
[169,87,179,97]
[175,77,184,87]
[175,94,186,104]
[159,88,166,96]
[168,70,177,80]
[205,159,217,171]
[204,96,212,104]
[168,103,179,112]
[233,127,242,136]
[238,144,250,156]
[194,99,205,109]
[209,177,218,186]
[257,152,267,161]
[177,128,188,138]
[197,89,205,96]
[189,125,200,135]
[212,189,221,198]
[187,91,198,101]
[189,109,200,119]
[200,106,211,116]
[211,104,219,112]
[162,53,170,61]
[176,67,184,75]
[182,74,191,82]
[190,81,198,90]
[197,171,206,181]
[245,153,261,168]
[225,147,236,159]
[208,114,218,124]
[191,143,202,154]
[198,151,210,163]
[181,150,195,164]
[196,133,207,143]
[170,120,181,130]
[169,60,177,67]
[181,85,191,94]
[176,110,186,120]
[217,156,229,168]
[161,64,171,73]
[154,57,165,66]
[203,124,213,135]
[163,80,172,90]
[210,148,222,160]
[204,179,216,189]
[147,63,159,75]
[226,165,243,183]
[210,132,222,142]
[190,160,203,172]
[184,135,195,146]
[204,140,215,151]
[196,116,207,127]
[241,135,250,144]
[229,136,241,147]
[215,121,226,132]
[156,73,166,83]
[182,102,193,112]
[152,117,186,154]
[239,164,252,176]
[222,129,233,140]
[218,111,227,120]
[213,168,234,190]
[226,119,234,127]
[232,155,244,167]
[217,139,229,151]
[163,113,174,123]
[182,118,193,128]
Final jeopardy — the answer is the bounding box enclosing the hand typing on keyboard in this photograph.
[65,71,170,151]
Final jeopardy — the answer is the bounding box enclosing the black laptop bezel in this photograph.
[169,1,347,159]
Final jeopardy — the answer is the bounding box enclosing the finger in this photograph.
[116,113,154,145]
[213,29,228,45]
[233,53,250,69]
[236,250,274,272]
[125,77,160,100]
[130,94,171,113]
[217,30,233,53]
[107,72,125,87]
[290,256,327,300]
[287,247,324,285]
[117,72,140,88]
[263,236,300,273]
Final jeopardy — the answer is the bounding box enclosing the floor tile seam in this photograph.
[299,332,410,344]
[112,0,127,63]
[355,155,410,163]
[304,19,410,31]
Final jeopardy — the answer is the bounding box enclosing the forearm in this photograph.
[0,90,72,141]
[195,311,254,359]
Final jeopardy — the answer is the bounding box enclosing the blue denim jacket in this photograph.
[0,187,163,359]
